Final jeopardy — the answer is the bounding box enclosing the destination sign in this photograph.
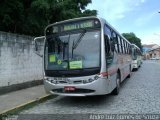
[62,20,94,31]
[46,19,100,35]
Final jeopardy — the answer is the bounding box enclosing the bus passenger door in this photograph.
[104,25,116,91]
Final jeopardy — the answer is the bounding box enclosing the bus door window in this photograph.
[112,32,118,53]
[104,25,113,65]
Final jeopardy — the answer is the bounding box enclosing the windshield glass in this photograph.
[45,30,100,70]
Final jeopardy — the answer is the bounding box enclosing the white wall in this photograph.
[0,32,43,87]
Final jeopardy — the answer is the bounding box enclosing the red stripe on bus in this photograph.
[108,69,117,75]
[100,72,108,77]
[100,69,117,77]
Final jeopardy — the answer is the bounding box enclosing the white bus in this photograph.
[34,16,132,96]
[131,44,142,71]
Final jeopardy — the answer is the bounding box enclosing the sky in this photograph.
[87,0,160,45]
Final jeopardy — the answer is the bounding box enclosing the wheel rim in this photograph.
[117,77,120,89]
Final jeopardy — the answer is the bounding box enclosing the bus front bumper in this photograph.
[43,78,110,96]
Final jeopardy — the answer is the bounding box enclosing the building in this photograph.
[142,44,160,59]
[147,47,160,59]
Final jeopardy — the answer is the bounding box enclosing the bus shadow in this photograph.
[120,77,130,89]
[52,94,115,108]
[51,75,134,108]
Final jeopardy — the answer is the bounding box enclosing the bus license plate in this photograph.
[64,86,76,91]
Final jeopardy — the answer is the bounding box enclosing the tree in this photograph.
[122,32,142,51]
[0,0,24,33]
[0,0,97,36]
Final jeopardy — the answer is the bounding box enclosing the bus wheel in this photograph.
[112,73,120,95]
[134,68,138,71]
[127,66,132,78]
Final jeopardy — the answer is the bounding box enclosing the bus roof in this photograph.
[132,44,140,50]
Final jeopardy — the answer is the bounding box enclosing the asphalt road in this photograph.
[18,60,160,119]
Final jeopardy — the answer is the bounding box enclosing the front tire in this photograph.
[112,73,120,95]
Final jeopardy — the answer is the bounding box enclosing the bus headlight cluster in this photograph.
[44,77,49,81]
[83,78,94,84]
[83,75,100,84]
[94,75,100,80]
[51,80,58,84]
[45,77,57,84]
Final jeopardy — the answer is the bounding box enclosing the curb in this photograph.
[0,80,43,95]
[0,94,56,116]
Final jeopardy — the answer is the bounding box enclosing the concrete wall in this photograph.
[0,31,43,87]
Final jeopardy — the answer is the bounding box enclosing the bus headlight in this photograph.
[88,78,94,82]
[45,78,57,84]
[83,76,100,84]
[83,79,94,84]
[44,77,49,81]
[52,80,58,84]
[94,75,100,80]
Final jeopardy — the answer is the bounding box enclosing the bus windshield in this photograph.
[45,30,100,70]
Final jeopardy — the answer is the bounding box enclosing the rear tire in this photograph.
[112,73,120,95]
[134,68,138,71]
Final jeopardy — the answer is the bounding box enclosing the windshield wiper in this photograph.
[62,34,70,60]
[71,29,86,58]
[72,29,86,49]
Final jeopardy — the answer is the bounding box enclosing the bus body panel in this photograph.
[44,75,111,96]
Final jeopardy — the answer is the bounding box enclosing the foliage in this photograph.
[122,32,142,51]
[0,0,97,36]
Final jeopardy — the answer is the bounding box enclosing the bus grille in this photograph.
[56,80,83,84]
[52,88,95,94]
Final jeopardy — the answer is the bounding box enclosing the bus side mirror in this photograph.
[34,36,45,57]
